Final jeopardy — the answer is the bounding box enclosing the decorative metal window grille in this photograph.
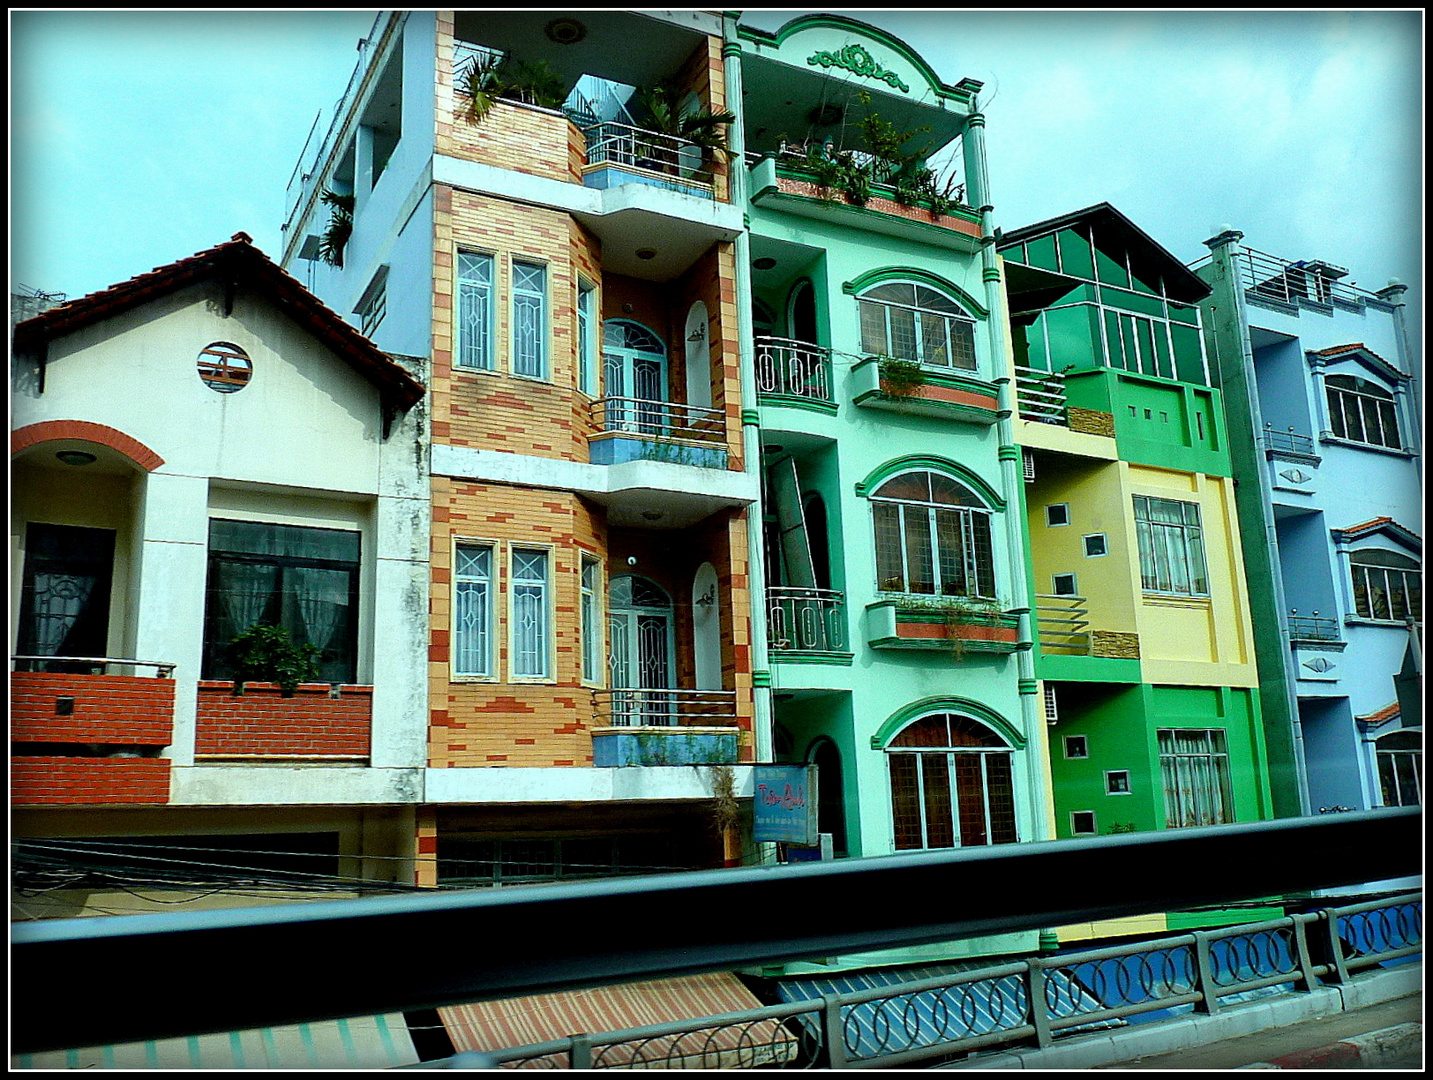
[1158,728,1234,828]
[887,714,1018,851]
[1326,374,1402,450]
[1349,549,1421,623]
[453,543,493,677]
[871,471,995,598]
[512,261,548,379]
[1376,731,1421,807]
[577,279,598,396]
[456,251,494,370]
[197,342,252,393]
[1133,495,1209,596]
[1042,684,1059,724]
[858,282,977,371]
[358,272,387,338]
[580,556,602,684]
[511,548,550,678]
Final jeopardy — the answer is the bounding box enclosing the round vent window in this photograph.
[197,342,252,393]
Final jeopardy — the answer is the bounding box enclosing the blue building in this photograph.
[1196,230,1421,821]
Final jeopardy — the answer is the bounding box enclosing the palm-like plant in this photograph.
[317,190,355,268]
[635,79,736,161]
[457,54,567,125]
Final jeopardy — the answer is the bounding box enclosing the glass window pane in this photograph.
[888,306,918,360]
[902,505,935,594]
[1341,390,1366,443]
[948,319,977,371]
[934,509,967,596]
[1103,309,1124,369]
[512,549,549,677]
[1352,565,1371,618]
[873,502,905,591]
[953,754,987,846]
[971,513,996,599]
[921,754,956,848]
[921,311,950,366]
[1095,245,1130,288]
[1136,319,1157,377]
[457,253,494,371]
[1025,233,1060,272]
[1378,401,1401,449]
[1044,304,1100,371]
[1057,228,1095,279]
[512,262,547,379]
[889,755,923,850]
[985,755,1018,843]
[1171,323,1206,386]
[859,301,888,355]
[1328,387,1348,439]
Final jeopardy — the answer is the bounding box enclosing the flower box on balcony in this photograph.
[851,356,1000,425]
[866,599,1021,653]
[591,726,739,767]
[195,681,372,760]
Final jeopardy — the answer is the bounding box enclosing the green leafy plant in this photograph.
[877,356,924,396]
[317,190,354,268]
[635,79,737,162]
[889,594,1008,658]
[1107,822,1138,834]
[457,53,567,125]
[457,53,504,124]
[225,623,321,697]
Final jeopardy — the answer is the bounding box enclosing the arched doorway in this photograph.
[603,320,666,434]
[808,736,847,856]
[607,575,675,725]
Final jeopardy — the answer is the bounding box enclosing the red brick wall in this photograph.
[194,682,372,758]
[10,672,174,745]
[11,757,171,805]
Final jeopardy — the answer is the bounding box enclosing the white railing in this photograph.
[1237,247,1383,308]
[591,688,738,727]
[11,655,176,677]
[1035,595,1090,655]
[754,337,832,404]
[767,588,846,652]
[581,122,718,191]
[1015,365,1067,425]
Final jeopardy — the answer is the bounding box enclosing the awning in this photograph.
[776,960,1120,1060]
[439,971,799,1068]
[11,1014,419,1070]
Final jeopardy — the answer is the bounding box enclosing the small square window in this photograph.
[1106,770,1131,795]
[1052,573,1078,596]
[1083,533,1108,557]
[1063,735,1089,760]
[1071,811,1097,835]
[1046,503,1071,527]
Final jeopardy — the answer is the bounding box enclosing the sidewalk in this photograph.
[944,963,1422,1071]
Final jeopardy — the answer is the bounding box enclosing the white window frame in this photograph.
[1083,533,1109,558]
[870,471,997,599]
[452,539,496,680]
[858,281,978,372]
[1158,728,1234,828]
[1105,769,1132,795]
[511,259,549,380]
[885,714,1019,851]
[1063,734,1089,760]
[1046,503,1071,527]
[577,277,598,397]
[1070,810,1097,835]
[1052,572,1078,596]
[580,553,603,686]
[456,249,496,371]
[509,545,553,680]
[1349,549,1421,624]
[1134,494,1209,598]
[1375,731,1421,807]
[1326,373,1403,450]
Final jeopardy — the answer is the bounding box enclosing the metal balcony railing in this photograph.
[591,688,738,727]
[1287,613,1342,642]
[1262,425,1316,456]
[11,655,176,677]
[1236,247,1383,308]
[580,122,719,192]
[1035,595,1090,655]
[767,587,846,652]
[1015,365,1068,425]
[767,144,968,206]
[591,397,727,445]
[754,336,833,404]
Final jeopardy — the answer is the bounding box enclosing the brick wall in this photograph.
[11,672,174,745]
[11,757,171,805]
[194,682,372,758]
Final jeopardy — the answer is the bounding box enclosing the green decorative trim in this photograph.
[870,695,1027,751]
[736,14,969,104]
[759,176,983,239]
[743,211,752,227]
[967,112,986,128]
[807,44,909,93]
[770,650,855,666]
[752,670,771,688]
[982,267,1002,283]
[741,409,761,426]
[842,266,989,319]
[758,393,840,416]
[853,389,998,426]
[997,445,1021,461]
[853,454,1005,510]
[722,41,743,58]
[1018,678,1039,695]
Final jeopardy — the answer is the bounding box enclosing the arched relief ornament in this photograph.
[806,43,910,93]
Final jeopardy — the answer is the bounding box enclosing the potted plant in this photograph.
[225,623,321,697]
[457,53,566,125]
[878,356,924,396]
[634,79,736,177]
[317,190,354,268]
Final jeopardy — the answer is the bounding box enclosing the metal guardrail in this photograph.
[474,892,1422,1069]
[591,397,727,446]
[11,808,1421,1054]
[1034,594,1090,655]
[1287,614,1342,642]
[1262,425,1317,456]
[1236,247,1383,308]
[11,655,176,678]
[581,121,718,191]
[768,587,846,652]
[1015,365,1068,425]
[755,336,833,404]
[590,688,738,727]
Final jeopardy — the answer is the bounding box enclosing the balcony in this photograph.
[1035,595,1090,655]
[1015,366,1068,426]
[1230,247,1388,314]
[195,681,373,760]
[767,588,848,658]
[754,336,834,411]
[590,689,740,766]
[850,356,999,425]
[1288,613,1342,642]
[588,397,729,469]
[579,122,719,200]
[865,599,1020,654]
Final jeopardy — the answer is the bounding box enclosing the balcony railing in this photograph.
[1261,425,1316,456]
[767,588,846,653]
[592,688,738,728]
[591,397,726,445]
[580,122,718,194]
[1015,365,1068,425]
[1235,247,1383,308]
[755,336,833,405]
[1035,595,1091,655]
[1288,613,1342,642]
[11,655,176,677]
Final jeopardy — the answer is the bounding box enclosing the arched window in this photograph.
[607,575,675,725]
[887,713,1018,850]
[858,281,976,371]
[1349,549,1421,623]
[808,737,848,856]
[1327,373,1402,450]
[1376,730,1421,807]
[871,471,995,597]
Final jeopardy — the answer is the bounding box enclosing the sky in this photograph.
[9,9,1424,342]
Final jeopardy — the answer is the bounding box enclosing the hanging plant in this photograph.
[317,189,354,268]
